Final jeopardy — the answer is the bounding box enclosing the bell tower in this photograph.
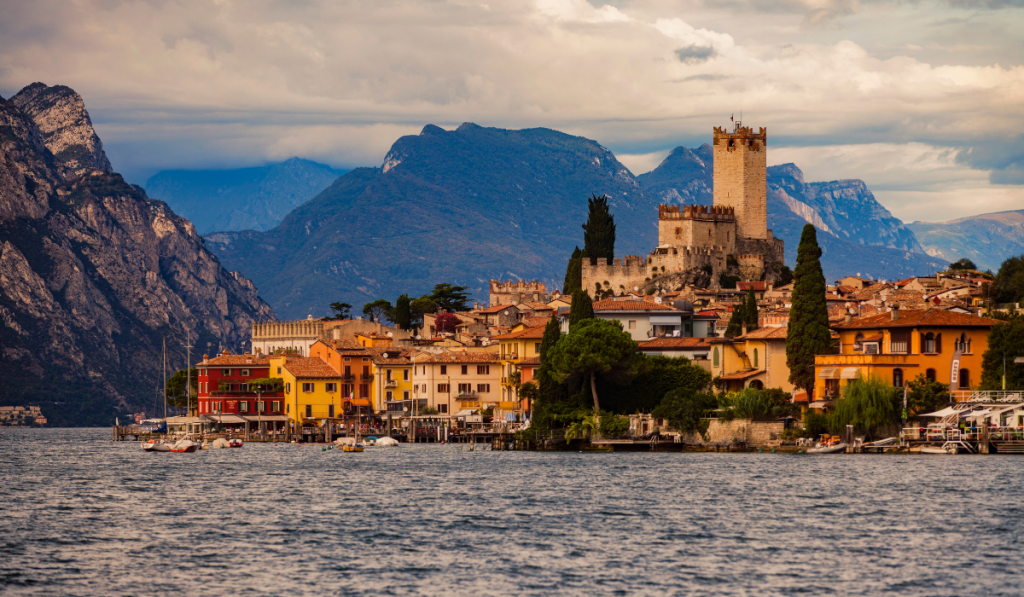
[713,123,767,240]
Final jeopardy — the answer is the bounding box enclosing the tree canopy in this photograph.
[362,299,393,324]
[994,254,1024,304]
[980,313,1024,390]
[563,246,583,296]
[829,376,901,439]
[327,302,352,320]
[569,290,595,330]
[434,311,461,334]
[166,368,198,413]
[776,265,794,286]
[547,318,636,412]
[597,354,712,415]
[582,193,616,264]
[906,373,950,416]
[949,258,978,271]
[787,224,832,396]
[429,283,472,312]
[392,294,412,330]
[652,388,718,434]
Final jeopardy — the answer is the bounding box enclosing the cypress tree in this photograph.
[537,316,563,404]
[745,288,759,332]
[786,224,832,397]
[393,294,412,330]
[569,290,595,330]
[725,300,745,338]
[563,246,583,296]
[582,194,615,264]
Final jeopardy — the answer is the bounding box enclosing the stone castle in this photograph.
[489,280,548,306]
[582,124,784,295]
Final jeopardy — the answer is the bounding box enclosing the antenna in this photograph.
[184,329,194,435]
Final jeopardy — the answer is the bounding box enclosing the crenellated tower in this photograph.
[713,124,767,240]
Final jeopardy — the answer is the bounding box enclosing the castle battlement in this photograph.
[659,204,736,222]
[489,279,548,307]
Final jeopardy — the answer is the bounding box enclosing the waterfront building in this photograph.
[410,351,503,416]
[371,350,414,415]
[196,351,288,435]
[492,323,548,407]
[815,308,998,404]
[270,355,346,427]
[308,339,375,403]
[709,327,795,393]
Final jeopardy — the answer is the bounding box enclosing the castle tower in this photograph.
[713,124,767,240]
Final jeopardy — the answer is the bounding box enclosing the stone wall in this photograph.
[582,250,724,297]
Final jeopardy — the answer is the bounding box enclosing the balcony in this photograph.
[815,354,915,367]
[361,374,374,382]
[341,374,356,382]
[385,379,398,388]
[456,391,480,401]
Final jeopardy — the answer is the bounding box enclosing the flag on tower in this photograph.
[730,114,734,122]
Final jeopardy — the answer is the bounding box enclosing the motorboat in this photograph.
[228,438,243,448]
[920,445,956,455]
[808,442,848,454]
[342,444,364,453]
[376,436,400,447]
[168,439,199,453]
[142,439,171,452]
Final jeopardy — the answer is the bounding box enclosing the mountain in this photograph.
[145,158,346,233]
[907,210,1024,272]
[206,123,655,319]
[0,83,274,425]
[637,147,947,282]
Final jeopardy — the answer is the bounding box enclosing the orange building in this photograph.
[815,309,997,403]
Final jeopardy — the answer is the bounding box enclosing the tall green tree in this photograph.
[980,313,1024,390]
[829,376,901,439]
[652,388,718,434]
[568,290,595,330]
[409,297,438,328]
[597,355,712,414]
[744,288,759,332]
[393,294,412,330]
[906,374,950,415]
[724,300,746,338]
[949,258,977,271]
[537,316,563,404]
[548,318,637,412]
[362,299,393,323]
[327,302,352,320]
[563,246,583,296]
[786,224,832,397]
[166,368,198,414]
[582,194,615,264]
[994,254,1024,304]
[429,283,472,312]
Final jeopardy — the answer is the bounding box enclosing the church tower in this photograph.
[713,123,767,240]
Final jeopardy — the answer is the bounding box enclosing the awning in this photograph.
[204,414,247,424]
[650,315,683,325]
[840,367,861,379]
[244,415,291,422]
[808,401,835,409]
[961,409,992,420]
[919,406,961,418]
[818,368,840,379]
[455,409,478,416]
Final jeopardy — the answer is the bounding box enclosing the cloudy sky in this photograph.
[1,0,1022,223]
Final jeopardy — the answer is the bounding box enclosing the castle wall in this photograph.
[489,280,547,307]
[713,126,767,240]
[582,248,726,296]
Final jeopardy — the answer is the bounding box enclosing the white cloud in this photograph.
[616,149,674,176]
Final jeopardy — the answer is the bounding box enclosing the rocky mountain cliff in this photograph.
[0,84,274,426]
[207,123,656,319]
[908,210,1024,272]
[146,158,346,233]
[637,147,946,281]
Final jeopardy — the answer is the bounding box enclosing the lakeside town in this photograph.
[112,125,1024,455]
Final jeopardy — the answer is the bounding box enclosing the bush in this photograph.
[829,376,901,439]
[718,387,799,420]
[598,412,630,437]
[802,411,830,438]
[652,388,718,434]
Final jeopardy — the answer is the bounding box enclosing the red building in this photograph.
[196,351,286,432]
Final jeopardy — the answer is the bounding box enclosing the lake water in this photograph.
[1,428,1022,596]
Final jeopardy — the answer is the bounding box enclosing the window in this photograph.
[403,369,409,381]
[386,391,393,400]
[959,369,970,389]
[241,369,250,376]
[344,357,351,362]
[477,365,490,375]
[325,383,337,393]
[461,365,468,375]
[440,365,447,375]
[285,383,291,394]
[360,384,369,398]
[305,405,312,418]
[438,384,450,393]
[328,405,335,417]
[403,391,410,400]
[386,369,393,381]
[713,347,719,367]
[854,333,865,352]
[277,367,282,374]
[272,401,280,412]
[890,330,910,354]
[534,342,541,354]
[439,404,448,414]
[753,348,759,368]
[239,401,249,413]
[926,368,937,382]
[477,383,490,393]
[222,369,232,375]
[257,401,266,412]
[458,383,472,394]
[893,369,904,388]
[302,382,314,393]
[922,332,937,354]
[628,320,637,330]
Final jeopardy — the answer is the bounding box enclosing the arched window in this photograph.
[926,368,936,382]
[923,332,936,354]
[713,347,719,367]
[749,380,764,390]
[893,368,904,388]
[960,369,970,389]
[753,348,759,368]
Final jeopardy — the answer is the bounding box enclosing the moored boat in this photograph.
[142,439,171,452]
[920,445,956,455]
[808,442,848,454]
[168,439,199,453]
[342,444,364,452]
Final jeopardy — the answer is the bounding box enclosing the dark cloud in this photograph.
[674,45,717,64]
[956,138,1024,185]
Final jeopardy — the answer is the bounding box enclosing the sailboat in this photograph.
[343,391,365,452]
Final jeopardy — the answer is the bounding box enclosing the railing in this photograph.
[949,390,1024,403]
[889,341,908,354]
[341,374,356,382]
[361,374,374,382]
[385,379,398,388]
[903,426,1024,442]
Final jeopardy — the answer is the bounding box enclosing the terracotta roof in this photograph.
[718,368,763,381]
[522,316,553,327]
[824,293,845,301]
[417,352,500,364]
[834,309,999,330]
[736,327,788,340]
[199,354,271,367]
[737,281,767,291]
[477,304,518,314]
[520,302,554,311]
[639,337,713,349]
[848,283,892,301]
[492,325,547,340]
[592,299,678,312]
[317,338,363,350]
[518,356,541,366]
[281,357,340,379]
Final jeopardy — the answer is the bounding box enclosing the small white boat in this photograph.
[168,439,199,453]
[228,438,243,448]
[142,439,171,452]
[376,437,400,447]
[920,445,956,455]
[808,442,848,454]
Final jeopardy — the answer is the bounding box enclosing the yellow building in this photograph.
[357,332,393,348]
[815,309,997,403]
[709,327,795,394]
[371,350,414,414]
[493,324,547,406]
[270,355,343,428]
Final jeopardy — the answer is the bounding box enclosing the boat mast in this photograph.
[163,336,167,421]
[185,329,194,436]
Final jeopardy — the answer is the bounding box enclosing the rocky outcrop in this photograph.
[10,83,113,177]
[0,84,273,425]
[908,210,1024,272]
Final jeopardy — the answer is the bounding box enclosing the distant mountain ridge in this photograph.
[908,210,1024,272]
[146,158,346,233]
[206,123,657,319]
